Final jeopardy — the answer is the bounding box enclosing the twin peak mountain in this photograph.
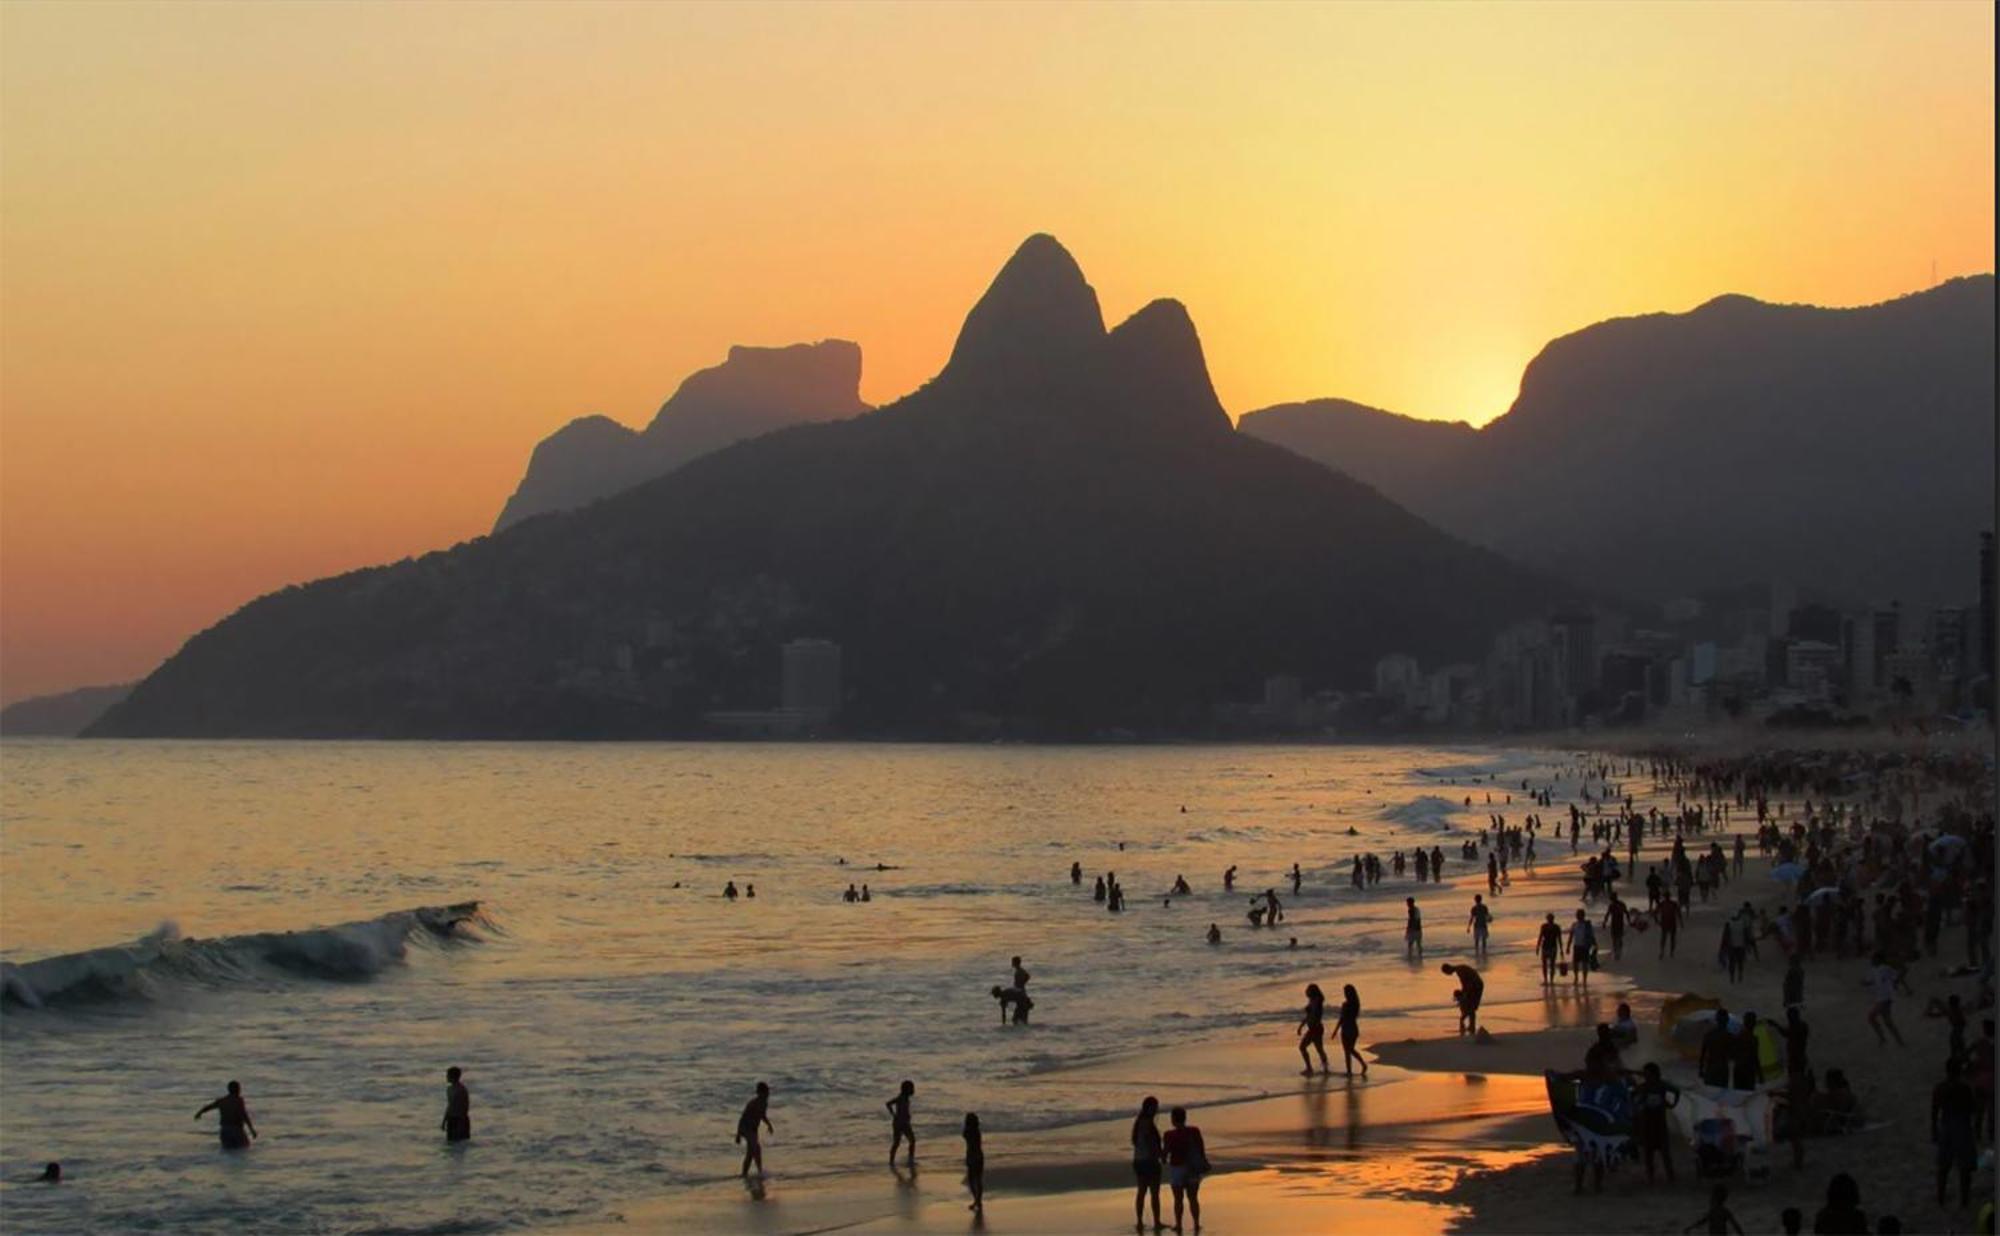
[92,235,1546,739]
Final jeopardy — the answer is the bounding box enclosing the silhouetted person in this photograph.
[1635,1062,1680,1182]
[442,1066,471,1142]
[37,1162,60,1184]
[1337,984,1367,1077]
[1223,865,1236,891]
[725,881,739,900]
[1297,983,1329,1076]
[736,1081,773,1178]
[1933,1057,1978,1208]
[1442,964,1483,1034]
[963,1112,984,1213]
[1132,1096,1164,1231]
[195,1080,256,1150]
[1405,898,1423,960]
[1467,894,1492,959]
[1698,1010,1733,1088]
[886,1079,916,1167]
[1163,1106,1206,1232]
[1072,862,1083,885]
[1814,1171,1868,1234]
[1290,863,1302,895]
[1730,1012,1762,1090]
[1205,923,1221,945]
[1011,956,1030,991]
[1684,1183,1745,1234]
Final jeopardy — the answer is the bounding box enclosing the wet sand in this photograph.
[560,750,1993,1235]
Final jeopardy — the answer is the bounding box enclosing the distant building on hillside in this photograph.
[781,638,843,720]
[1979,532,1995,681]
[1374,654,1421,707]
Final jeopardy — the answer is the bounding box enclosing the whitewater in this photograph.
[0,739,1556,1233]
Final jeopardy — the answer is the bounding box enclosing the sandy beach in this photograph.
[554,741,1993,1236]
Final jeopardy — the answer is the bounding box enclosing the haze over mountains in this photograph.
[91,236,1554,739]
[1241,277,1996,607]
[493,340,869,531]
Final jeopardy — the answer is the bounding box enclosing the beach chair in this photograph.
[1544,1071,1636,1172]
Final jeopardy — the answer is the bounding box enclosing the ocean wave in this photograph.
[0,901,490,1009]
[1379,795,1463,831]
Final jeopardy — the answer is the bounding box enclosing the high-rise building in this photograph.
[1870,604,1902,689]
[781,639,843,719]
[1980,532,1995,679]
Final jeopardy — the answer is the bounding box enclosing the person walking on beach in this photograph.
[886,1079,916,1167]
[736,1081,773,1178]
[1656,894,1682,959]
[962,1112,985,1212]
[1537,913,1563,985]
[1337,984,1367,1078]
[194,1080,257,1150]
[1467,895,1492,960]
[1163,1106,1207,1233]
[1131,1096,1164,1232]
[1698,1011,1733,1088]
[442,1066,471,1143]
[1297,983,1330,1076]
[1730,1012,1762,1091]
[1568,909,1597,987]
[1865,953,1906,1046]
[1933,1056,1978,1208]
[1602,893,1629,961]
[1442,963,1483,1035]
[1635,1062,1680,1182]
[1405,898,1424,960]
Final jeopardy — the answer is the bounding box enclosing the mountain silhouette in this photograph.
[1241,277,1996,605]
[492,340,868,531]
[0,683,132,736]
[92,235,1554,739]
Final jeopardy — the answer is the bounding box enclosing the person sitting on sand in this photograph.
[1813,1171,1869,1234]
[1337,985,1368,1078]
[1612,1003,1639,1046]
[1206,923,1222,945]
[1685,1183,1746,1235]
[886,1079,917,1167]
[963,1112,984,1212]
[1131,1096,1164,1231]
[736,1081,773,1178]
[194,1080,257,1150]
[1442,963,1484,1035]
[1297,983,1330,1076]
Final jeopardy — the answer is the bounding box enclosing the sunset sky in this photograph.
[1,1,1993,704]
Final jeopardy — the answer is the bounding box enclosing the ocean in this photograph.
[0,739,1559,1233]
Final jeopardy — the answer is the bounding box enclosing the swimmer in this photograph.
[442,1066,471,1142]
[195,1080,257,1150]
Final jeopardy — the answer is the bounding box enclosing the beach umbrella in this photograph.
[1769,862,1805,883]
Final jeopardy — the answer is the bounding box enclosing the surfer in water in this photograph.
[195,1080,257,1150]
[442,1066,470,1142]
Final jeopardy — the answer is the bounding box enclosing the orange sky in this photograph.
[1,1,1993,704]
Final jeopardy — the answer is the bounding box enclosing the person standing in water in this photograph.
[1467,895,1492,960]
[962,1112,984,1213]
[1291,863,1303,895]
[194,1080,257,1150]
[1297,983,1330,1076]
[442,1066,471,1143]
[1404,898,1424,960]
[886,1079,917,1167]
[1337,984,1367,1078]
[1071,862,1083,885]
[1131,1096,1164,1232]
[736,1081,773,1178]
[1011,956,1031,992]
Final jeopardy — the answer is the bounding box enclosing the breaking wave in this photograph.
[1380,795,1463,831]
[1,901,490,1009]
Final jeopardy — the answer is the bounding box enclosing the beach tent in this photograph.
[1659,994,1721,1058]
